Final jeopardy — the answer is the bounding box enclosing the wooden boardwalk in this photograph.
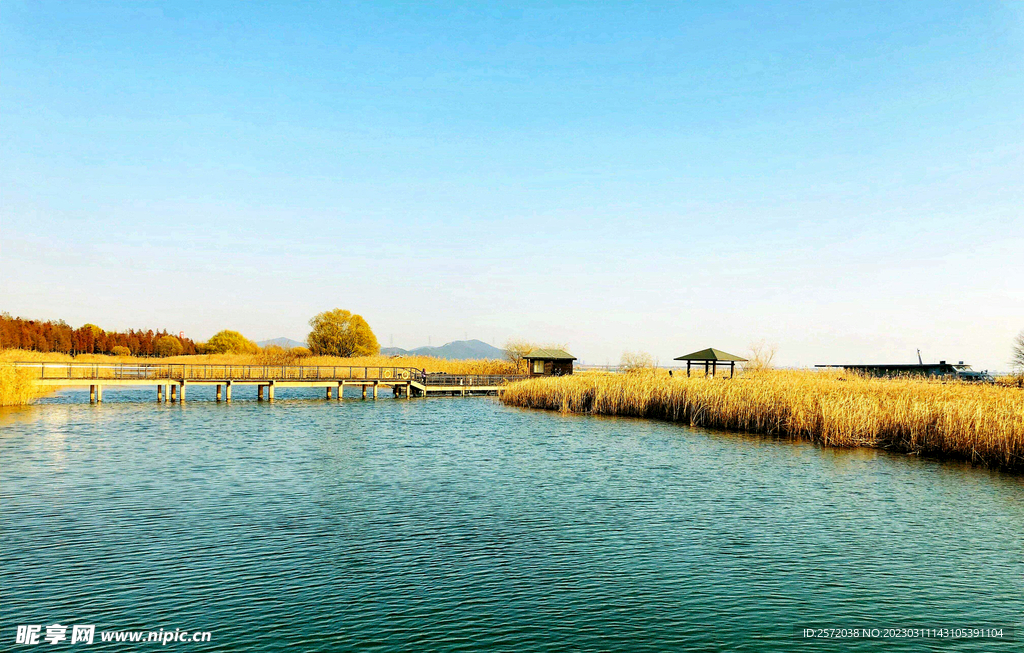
[18,363,527,403]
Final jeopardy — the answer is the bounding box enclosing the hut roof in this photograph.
[523,348,577,361]
[673,347,747,362]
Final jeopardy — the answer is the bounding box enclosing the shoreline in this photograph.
[499,371,1024,474]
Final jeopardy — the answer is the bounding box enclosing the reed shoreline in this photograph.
[499,370,1024,473]
[0,364,46,407]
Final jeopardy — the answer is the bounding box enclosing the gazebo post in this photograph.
[704,361,709,376]
[730,361,735,378]
[687,361,691,377]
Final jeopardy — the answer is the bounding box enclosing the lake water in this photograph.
[2,389,1023,651]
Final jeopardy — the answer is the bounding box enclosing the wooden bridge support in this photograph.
[31,366,513,405]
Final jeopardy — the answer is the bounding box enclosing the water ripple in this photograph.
[1,397,1022,651]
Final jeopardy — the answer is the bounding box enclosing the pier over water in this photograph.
[17,362,526,403]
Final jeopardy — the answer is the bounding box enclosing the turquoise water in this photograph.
[2,390,1023,651]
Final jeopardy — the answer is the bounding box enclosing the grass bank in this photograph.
[0,364,46,406]
[0,349,516,376]
[500,370,1024,473]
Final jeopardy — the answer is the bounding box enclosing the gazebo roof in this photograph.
[524,348,577,361]
[673,347,747,362]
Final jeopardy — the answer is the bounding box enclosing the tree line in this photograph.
[0,308,384,359]
[0,313,199,356]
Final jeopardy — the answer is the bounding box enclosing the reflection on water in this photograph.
[2,395,1022,651]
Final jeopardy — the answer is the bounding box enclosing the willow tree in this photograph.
[154,335,183,357]
[204,330,258,354]
[307,309,379,357]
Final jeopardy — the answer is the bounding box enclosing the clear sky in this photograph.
[2,1,1022,369]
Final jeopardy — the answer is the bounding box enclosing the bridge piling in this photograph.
[90,385,97,404]
[373,382,378,400]
[257,385,264,402]
[361,385,367,400]
[179,382,186,402]
[267,381,275,402]
[225,381,232,403]
[216,385,223,402]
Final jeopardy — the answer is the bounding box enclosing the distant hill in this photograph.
[257,337,306,349]
[382,339,505,360]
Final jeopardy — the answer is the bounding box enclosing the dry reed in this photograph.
[500,370,1024,472]
[0,364,45,406]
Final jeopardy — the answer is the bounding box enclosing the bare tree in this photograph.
[620,351,655,373]
[746,339,778,372]
[504,339,536,374]
[1013,329,1024,374]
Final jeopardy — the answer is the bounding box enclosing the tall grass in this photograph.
[0,349,516,375]
[500,370,1024,472]
[0,364,44,406]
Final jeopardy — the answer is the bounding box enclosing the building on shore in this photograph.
[815,361,991,381]
[524,349,576,377]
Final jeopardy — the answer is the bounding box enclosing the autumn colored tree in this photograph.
[153,335,184,357]
[204,330,258,354]
[0,314,197,356]
[307,309,379,357]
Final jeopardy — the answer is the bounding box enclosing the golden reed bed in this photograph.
[0,364,44,407]
[500,370,1024,473]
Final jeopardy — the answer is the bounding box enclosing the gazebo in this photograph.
[674,348,748,378]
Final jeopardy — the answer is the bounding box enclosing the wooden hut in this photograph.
[674,348,747,378]
[524,349,576,376]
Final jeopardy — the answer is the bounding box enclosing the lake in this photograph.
[2,389,1022,651]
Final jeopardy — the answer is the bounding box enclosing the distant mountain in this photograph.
[257,337,307,349]
[381,339,505,360]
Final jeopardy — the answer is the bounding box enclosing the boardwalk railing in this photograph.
[15,363,529,386]
[424,373,528,387]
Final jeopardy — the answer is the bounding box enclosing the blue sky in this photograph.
[2,1,1022,369]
